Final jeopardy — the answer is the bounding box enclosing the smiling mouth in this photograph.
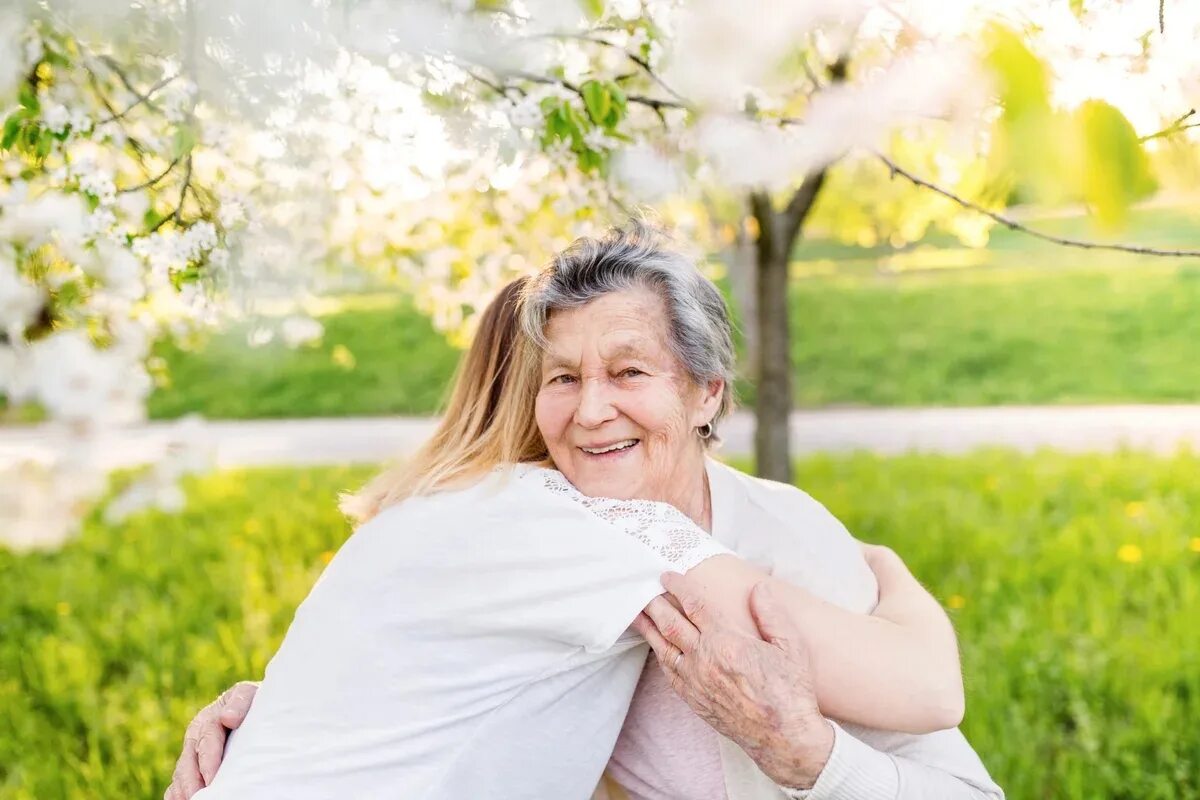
[579,439,640,456]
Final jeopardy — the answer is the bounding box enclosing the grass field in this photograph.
[3,450,1199,799]
[143,207,1200,420]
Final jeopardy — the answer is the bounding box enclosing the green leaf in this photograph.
[43,47,71,68]
[18,83,40,114]
[1074,99,1157,229]
[1,114,23,150]
[983,24,1050,122]
[579,0,605,21]
[983,24,1066,205]
[609,84,627,118]
[35,129,53,159]
[581,80,611,125]
[171,125,198,159]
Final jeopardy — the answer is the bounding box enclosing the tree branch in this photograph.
[1139,109,1198,142]
[118,155,183,193]
[95,73,178,125]
[877,152,1200,258]
[533,32,689,105]
[781,169,828,247]
[506,70,687,114]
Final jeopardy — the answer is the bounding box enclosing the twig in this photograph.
[507,70,687,114]
[1140,109,1198,142]
[533,32,690,105]
[173,155,193,224]
[877,152,1200,258]
[97,56,170,117]
[85,66,152,159]
[464,68,515,99]
[118,155,183,193]
[96,73,179,125]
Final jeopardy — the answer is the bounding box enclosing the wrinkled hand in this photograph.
[164,681,258,800]
[632,574,834,791]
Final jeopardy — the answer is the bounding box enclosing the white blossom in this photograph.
[41,102,72,134]
[0,191,90,249]
[280,315,324,347]
[0,248,43,336]
[87,239,146,301]
[613,144,682,200]
[0,8,30,103]
[26,330,151,430]
[0,455,107,553]
[610,0,643,22]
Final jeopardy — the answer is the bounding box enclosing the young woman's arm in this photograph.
[670,546,963,734]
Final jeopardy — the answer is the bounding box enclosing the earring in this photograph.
[697,422,713,440]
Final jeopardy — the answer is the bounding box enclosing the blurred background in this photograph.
[2,1,1200,798]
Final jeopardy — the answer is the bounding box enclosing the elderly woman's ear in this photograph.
[691,378,725,431]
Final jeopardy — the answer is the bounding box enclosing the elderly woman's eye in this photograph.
[549,374,577,385]
[618,367,644,378]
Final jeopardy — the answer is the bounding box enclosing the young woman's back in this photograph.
[196,465,730,799]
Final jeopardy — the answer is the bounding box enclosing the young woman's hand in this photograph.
[164,681,258,799]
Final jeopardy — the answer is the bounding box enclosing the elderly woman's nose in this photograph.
[574,376,619,427]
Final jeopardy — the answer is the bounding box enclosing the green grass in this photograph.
[775,261,1200,407]
[146,296,460,420]
[141,207,1200,420]
[4,451,1200,798]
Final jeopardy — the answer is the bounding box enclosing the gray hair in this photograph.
[521,220,736,441]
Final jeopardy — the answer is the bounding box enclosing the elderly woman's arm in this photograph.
[656,547,963,735]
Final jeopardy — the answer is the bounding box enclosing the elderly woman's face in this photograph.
[535,287,720,502]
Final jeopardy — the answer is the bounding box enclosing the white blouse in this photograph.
[194,464,731,800]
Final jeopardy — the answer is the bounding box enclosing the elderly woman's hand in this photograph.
[164,681,258,800]
[632,573,835,791]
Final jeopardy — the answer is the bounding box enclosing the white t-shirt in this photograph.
[195,464,731,800]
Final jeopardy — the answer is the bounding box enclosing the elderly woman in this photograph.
[169,223,1003,800]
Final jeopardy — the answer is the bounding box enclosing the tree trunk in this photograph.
[748,170,827,484]
[751,199,794,483]
[727,223,759,373]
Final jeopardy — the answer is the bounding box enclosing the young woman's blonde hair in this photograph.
[339,278,548,523]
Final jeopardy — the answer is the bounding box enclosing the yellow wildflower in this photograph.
[243,518,262,535]
[331,344,356,370]
[319,550,335,565]
[1124,501,1146,519]
[56,601,71,616]
[1189,538,1200,553]
[1117,544,1143,564]
[947,595,966,610]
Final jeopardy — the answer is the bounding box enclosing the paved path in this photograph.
[6,405,1200,469]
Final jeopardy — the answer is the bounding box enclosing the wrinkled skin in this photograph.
[633,572,835,791]
[164,681,258,799]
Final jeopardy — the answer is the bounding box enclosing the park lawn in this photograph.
[3,450,1200,799]
[147,258,1200,420]
[143,207,1200,420]
[774,260,1200,408]
[146,295,462,420]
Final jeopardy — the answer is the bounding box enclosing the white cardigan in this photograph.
[598,459,1005,800]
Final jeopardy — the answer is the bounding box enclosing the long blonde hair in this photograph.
[339,278,547,523]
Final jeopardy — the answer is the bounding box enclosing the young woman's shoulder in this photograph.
[708,460,877,612]
[712,460,845,534]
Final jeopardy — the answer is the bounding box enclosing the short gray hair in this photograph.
[521,220,736,440]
